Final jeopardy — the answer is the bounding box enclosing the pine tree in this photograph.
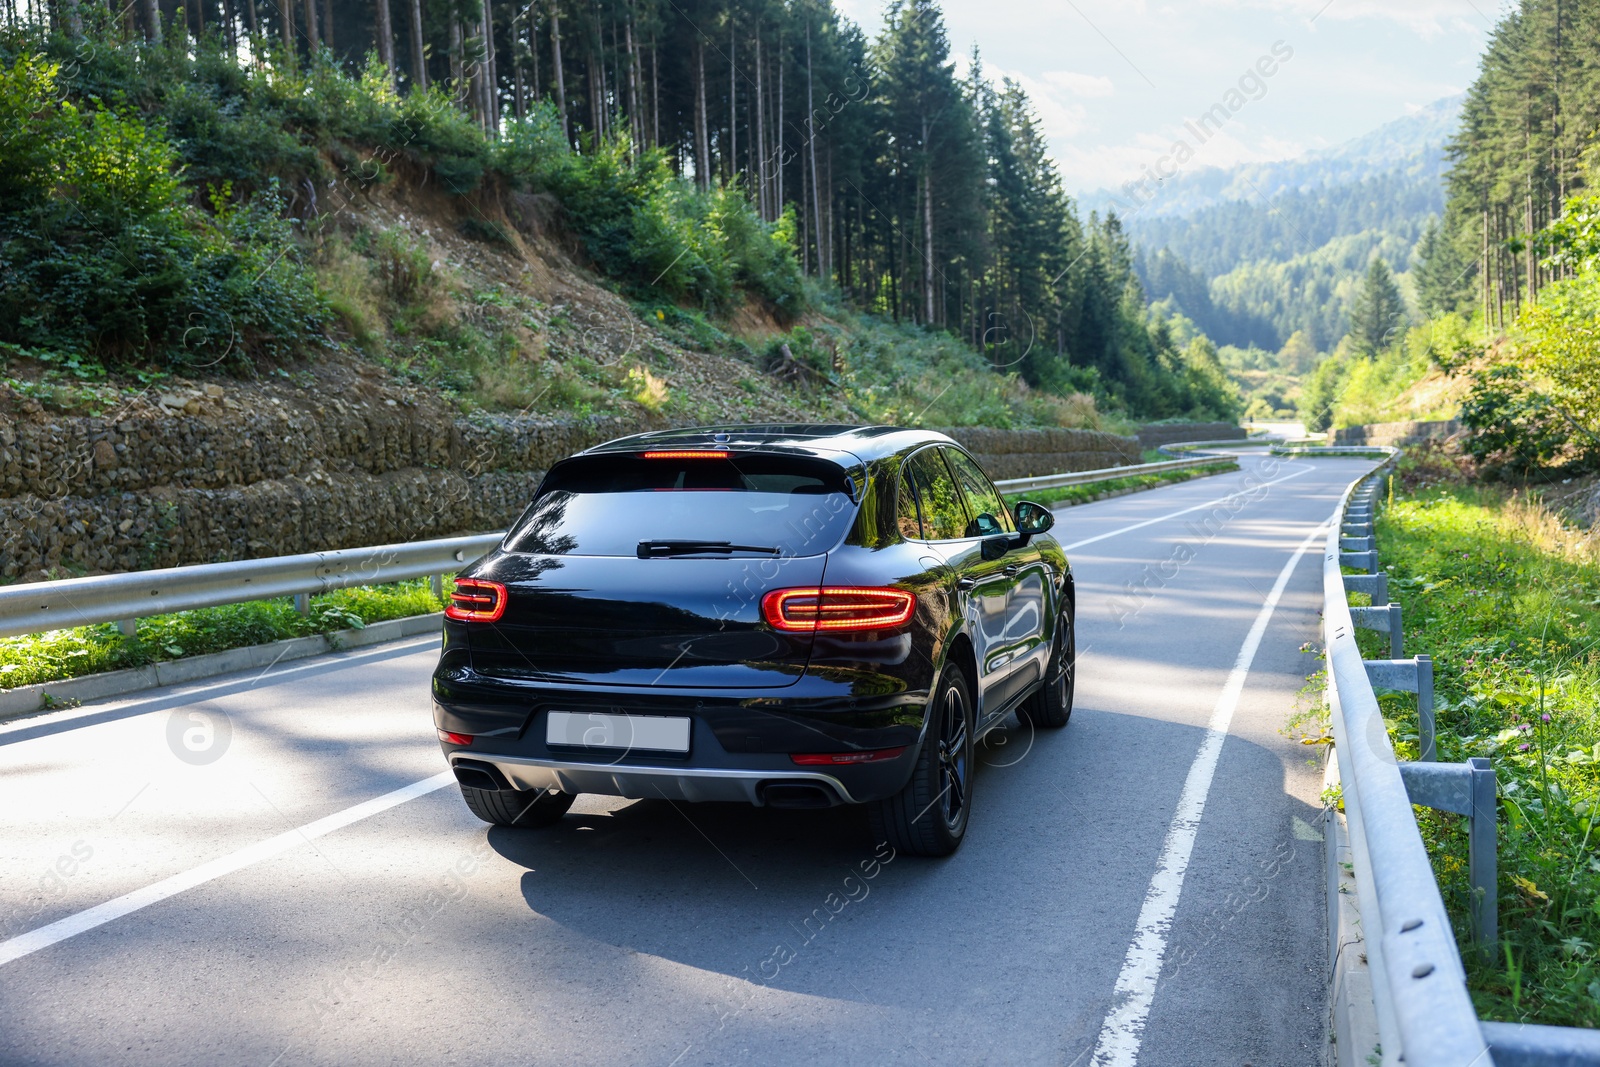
[1347,257,1407,356]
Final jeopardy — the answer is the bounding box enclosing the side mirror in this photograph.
[1013,500,1055,538]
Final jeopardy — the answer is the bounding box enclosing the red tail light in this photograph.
[437,730,474,746]
[444,578,506,622]
[641,450,730,459]
[791,747,906,765]
[761,587,916,632]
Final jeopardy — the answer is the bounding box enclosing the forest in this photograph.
[0,0,1239,422]
[1431,0,1600,328]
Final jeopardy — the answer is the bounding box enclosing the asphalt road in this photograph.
[0,451,1377,1067]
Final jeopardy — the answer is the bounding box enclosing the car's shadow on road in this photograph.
[480,717,1070,998]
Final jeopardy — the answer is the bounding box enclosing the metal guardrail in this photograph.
[1156,436,1273,454]
[1277,444,1396,457]
[1310,446,1600,1066]
[993,454,1235,495]
[0,533,503,641]
[1323,459,1495,1066]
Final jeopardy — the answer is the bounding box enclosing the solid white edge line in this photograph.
[1059,465,1313,552]
[1088,517,1331,1067]
[0,771,457,968]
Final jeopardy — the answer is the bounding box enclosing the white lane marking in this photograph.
[1059,465,1312,552]
[0,771,455,968]
[0,635,442,740]
[1089,519,1329,1066]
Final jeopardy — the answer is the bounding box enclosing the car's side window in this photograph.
[944,448,1016,537]
[895,465,924,541]
[905,448,969,540]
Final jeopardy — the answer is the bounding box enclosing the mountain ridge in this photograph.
[1079,93,1463,221]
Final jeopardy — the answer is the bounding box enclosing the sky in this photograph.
[832,0,1502,195]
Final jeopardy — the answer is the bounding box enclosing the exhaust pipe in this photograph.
[761,782,841,809]
[452,759,512,792]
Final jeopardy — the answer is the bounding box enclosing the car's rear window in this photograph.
[503,453,858,557]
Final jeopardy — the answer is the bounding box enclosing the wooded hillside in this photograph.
[0,0,1241,422]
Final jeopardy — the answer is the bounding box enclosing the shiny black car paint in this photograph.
[431,424,1073,806]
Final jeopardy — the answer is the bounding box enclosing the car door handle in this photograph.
[956,577,977,591]
[1002,565,1020,577]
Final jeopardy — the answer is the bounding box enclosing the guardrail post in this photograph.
[294,593,310,615]
[1343,572,1388,606]
[1418,656,1434,762]
[1397,758,1497,955]
[1340,549,1379,574]
[1469,757,1497,954]
[1341,534,1376,553]
[1364,655,1435,762]
[431,573,444,601]
[1350,603,1403,658]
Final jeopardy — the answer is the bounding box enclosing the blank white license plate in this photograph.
[546,712,691,753]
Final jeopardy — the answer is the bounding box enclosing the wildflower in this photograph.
[1541,713,1551,722]
[1519,743,1531,751]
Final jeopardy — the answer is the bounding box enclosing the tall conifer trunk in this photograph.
[550,2,568,142]
[482,0,498,132]
[374,0,396,82]
[806,25,823,282]
[755,33,767,218]
[695,43,710,189]
[921,116,934,324]
[303,0,318,53]
[407,0,427,88]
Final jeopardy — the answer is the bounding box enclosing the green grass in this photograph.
[0,579,444,692]
[1002,461,1237,510]
[1362,471,1600,1027]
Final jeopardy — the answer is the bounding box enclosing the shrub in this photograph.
[1460,364,1576,474]
[0,53,324,370]
[498,114,802,315]
[393,85,493,195]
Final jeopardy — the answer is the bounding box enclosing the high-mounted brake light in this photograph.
[641,450,730,459]
[444,578,507,622]
[761,587,916,633]
[791,747,906,766]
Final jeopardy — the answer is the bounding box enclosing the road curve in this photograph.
[0,452,1378,1066]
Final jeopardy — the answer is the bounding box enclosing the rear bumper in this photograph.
[448,751,873,806]
[432,666,930,806]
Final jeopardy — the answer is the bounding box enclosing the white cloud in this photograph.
[1041,70,1116,98]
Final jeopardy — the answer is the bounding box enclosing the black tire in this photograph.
[459,783,576,827]
[1020,605,1075,729]
[869,667,975,857]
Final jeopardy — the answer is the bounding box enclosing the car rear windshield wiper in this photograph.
[637,540,782,558]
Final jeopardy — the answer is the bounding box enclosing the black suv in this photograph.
[431,425,1074,856]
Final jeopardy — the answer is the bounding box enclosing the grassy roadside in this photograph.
[1358,456,1600,1027]
[1003,461,1238,511]
[0,579,445,691]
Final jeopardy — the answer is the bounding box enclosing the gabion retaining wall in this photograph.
[0,390,1140,582]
